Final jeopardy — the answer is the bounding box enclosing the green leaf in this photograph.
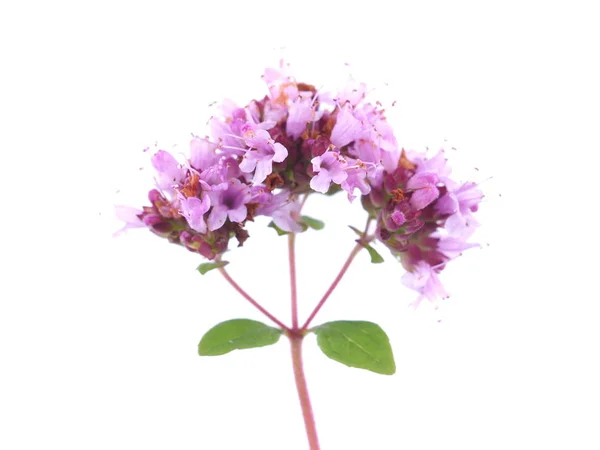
[348,226,383,263]
[301,216,325,230]
[268,221,290,236]
[196,261,229,275]
[364,244,384,263]
[199,319,283,356]
[311,321,396,375]
[348,225,363,237]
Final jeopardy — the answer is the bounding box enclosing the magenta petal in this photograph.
[239,154,258,173]
[341,165,370,202]
[243,128,272,149]
[152,150,185,190]
[114,205,143,226]
[311,155,323,173]
[435,192,459,215]
[407,172,439,189]
[189,137,217,171]
[227,205,247,223]
[444,212,479,239]
[410,185,439,209]
[179,196,209,233]
[113,206,144,237]
[254,159,273,184]
[337,81,366,106]
[151,150,177,173]
[330,104,362,148]
[273,215,303,233]
[401,262,448,306]
[380,144,400,173]
[207,206,227,231]
[286,98,313,140]
[310,171,332,193]
[272,142,288,163]
[455,182,484,211]
[331,169,348,184]
[437,237,479,256]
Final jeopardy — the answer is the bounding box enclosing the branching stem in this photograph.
[218,267,290,332]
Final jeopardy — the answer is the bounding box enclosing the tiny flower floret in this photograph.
[152,150,186,193]
[207,179,251,231]
[179,194,210,234]
[407,172,440,210]
[239,128,288,184]
[330,104,362,148]
[310,150,348,193]
[118,61,482,307]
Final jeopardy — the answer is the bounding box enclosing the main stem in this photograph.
[289,233,299,329]
[290,334,320,450]
[288,231,320,449]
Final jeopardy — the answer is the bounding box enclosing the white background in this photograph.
[1,1,599,449]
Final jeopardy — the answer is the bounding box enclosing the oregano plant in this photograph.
[116,60,483,449]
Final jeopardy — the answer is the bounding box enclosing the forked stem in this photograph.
[300,243,363,331]
[218,267,290,331]
[301,218,372,331]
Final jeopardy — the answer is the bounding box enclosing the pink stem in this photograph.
[300,243,363,331]
[289,233,299,329]
[218,267,290,331]
[290,334,320,450]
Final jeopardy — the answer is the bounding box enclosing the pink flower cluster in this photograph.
[117,62,482,305]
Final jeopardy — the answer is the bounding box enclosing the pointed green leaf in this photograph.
[364,244,384,263]
[348,225,363,237]
[268,221,290,236]
[199,319,283,356]
[311,321,395,375]
[301,216,325,230]
[349,226,383,263]
[196,261,229,275]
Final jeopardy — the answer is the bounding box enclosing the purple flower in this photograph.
[340,159,371,201]
[378,199,423,239]
[256,190,303,233]
[118,62,482,289]
[207,179,251,231]
[349,139,385,188]
[200,156,241,187]
[407,172,440,210]
[336,80,367,106]
[151,150,186,193]
[264,69,298,103]
[435,236,479,259]
[412,150,451,182]
[286,97,318,140]
[372,118,400,172]
[330,104,362,148]
[178,193,210,234]
[113,206,144,237]
[401,261,449,307]
[189,137,218,171]
[239,128,288,184]
[436,181,483,239]
[310,150,348,193]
